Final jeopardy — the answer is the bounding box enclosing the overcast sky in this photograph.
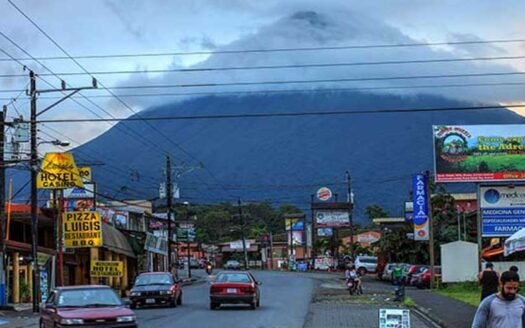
[1,0,524,151]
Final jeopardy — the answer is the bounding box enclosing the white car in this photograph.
[354,256,378,275]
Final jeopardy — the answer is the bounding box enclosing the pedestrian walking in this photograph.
[478,262,499,301]
[472,270,525,328]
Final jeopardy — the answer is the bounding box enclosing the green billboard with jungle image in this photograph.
[433,125,525,182]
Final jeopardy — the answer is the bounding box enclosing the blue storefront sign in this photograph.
[480,186,525,237]
[412,174,429,241]
[481,208,525,236]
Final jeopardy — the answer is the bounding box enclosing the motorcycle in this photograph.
[346,278,362,295]
[205,264,213,275]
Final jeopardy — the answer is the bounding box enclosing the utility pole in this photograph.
[0,106,6,306]
[238,198,249,270]
[346,171,354,259]
[30,70,39,312]
[166,155,173,274]
[28,70,97,312]
[187,230,191,278]
[426,170,435,290]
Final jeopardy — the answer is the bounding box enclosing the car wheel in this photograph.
[250,302,257,310]
[210,302,219,310]
[177,294,182,305]
[256,299,260,307]
[130,302,137,309]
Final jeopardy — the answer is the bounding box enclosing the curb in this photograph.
[411,303,447,328]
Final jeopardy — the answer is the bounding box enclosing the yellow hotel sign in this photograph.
[90,261,123,277]
[63,211,102,248]
[37,152,84,189]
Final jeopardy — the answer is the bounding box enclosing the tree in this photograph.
[365,204,389,220]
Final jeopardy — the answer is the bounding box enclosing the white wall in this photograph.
[490,261,525,275]
[441,241,479,282]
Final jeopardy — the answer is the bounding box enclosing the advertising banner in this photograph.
[287,231,303,246]
[230,240,251,250]
[90,261,124,277]
[37,152,84,189]
[63,183,95,199]
[63,211,102,248]
[317,227,333,237]
[433,125,525,182]
[144,233,167,255]
[177,223,196,242]
[480,185,525,236]
[413,174,429,241]
[63,199,95,212]
[314,210,349,227]
[316,187,333,201]
[285,219,304,231]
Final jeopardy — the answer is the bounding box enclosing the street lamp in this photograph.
[37,139,70,147]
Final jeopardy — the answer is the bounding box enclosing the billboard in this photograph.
[63,211,102,248]
[288,231,303,246]
[314,210,349,227]
[433,125,525,182]
[285,219,304,231]
[413,174,429,241]
[480,185,525,237]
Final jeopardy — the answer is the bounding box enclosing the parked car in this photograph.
[209,271,261,310]
[224,260,241,270]
[407,265,428,286]
[129,272,182,308]
[354,256,378,275]
[40,285,137,328]
[380,263,395,281]
[415,266,442,289]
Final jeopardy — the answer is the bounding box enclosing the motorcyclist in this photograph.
[345,265,362,293]
[205,259,214,274]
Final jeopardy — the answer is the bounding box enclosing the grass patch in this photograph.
[403,296,416,307]
[435,281,525,307]
[436,283,480,307]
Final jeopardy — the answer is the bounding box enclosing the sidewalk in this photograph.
[304,275,436,328]
[407,288,477,327]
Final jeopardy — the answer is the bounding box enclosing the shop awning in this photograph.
[102,223,135,258]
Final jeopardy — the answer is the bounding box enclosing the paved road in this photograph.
[136,270,315,328]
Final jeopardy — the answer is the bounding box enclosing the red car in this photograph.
[416,266,442,289]
[129,272,182,308]
[209,271,261,310]
[40,285,137,327]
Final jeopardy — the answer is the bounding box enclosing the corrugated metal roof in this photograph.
[102,223,135,258]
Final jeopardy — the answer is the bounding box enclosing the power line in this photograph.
[32,103,525,124]
[3,81,523,101]
[1,54,524,78]
[0,31,185,159]
[8,0,233,200]
[1,38,524,61]
[2,70,523,94]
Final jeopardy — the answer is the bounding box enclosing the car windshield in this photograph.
[135,274,173,286]
[57,289,122,307]
[215,273,252,283]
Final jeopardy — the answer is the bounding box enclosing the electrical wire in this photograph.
[1,54,524,78]
[3,80,524,101]
[1,37,524,61]
[31,103,525,123]
[7,0,235,201]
